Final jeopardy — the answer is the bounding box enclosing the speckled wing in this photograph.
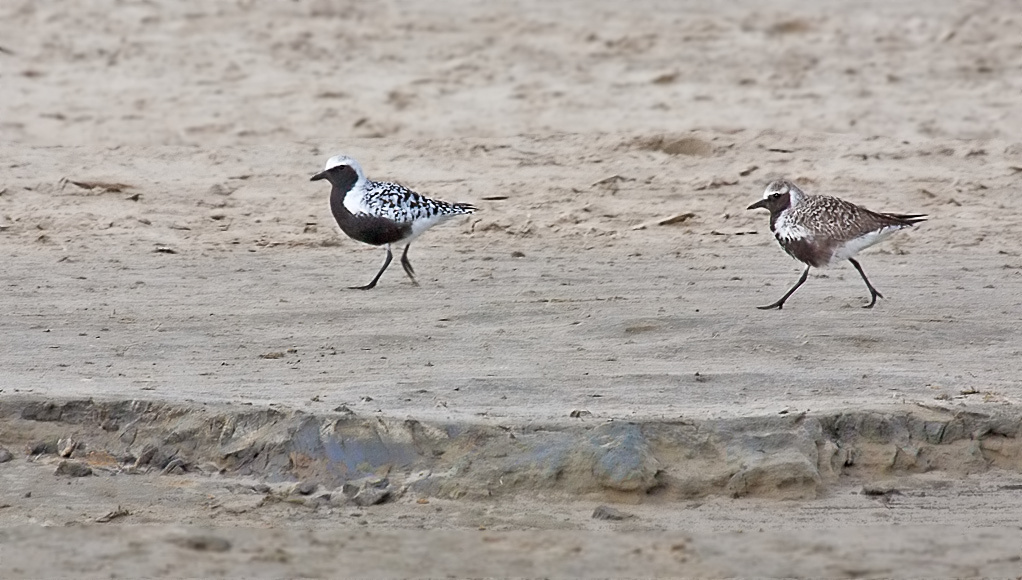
[361,180,474,222]
[796,195,918,243]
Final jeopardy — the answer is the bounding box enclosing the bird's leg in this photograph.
[351,245,393,290]
[400,244,419,285]
[758,265,810,310]
[849,258,883,308]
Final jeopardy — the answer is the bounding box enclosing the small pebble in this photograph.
[170,535,232,553]
[294,481,317,495]
[28,440,57,456]
[591,505,633,521]
[161,458,187,475]
[54,460,93,477]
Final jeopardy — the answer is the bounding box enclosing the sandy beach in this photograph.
[2,0,1022,577]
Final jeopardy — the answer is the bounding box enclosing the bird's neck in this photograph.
[768,206,789,233]
[767,192,797,232]
[330,181,362,224]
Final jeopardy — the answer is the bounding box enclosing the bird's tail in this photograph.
[451,202,476,214]
[885,213,927,226]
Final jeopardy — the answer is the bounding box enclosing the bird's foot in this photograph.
[861,291,882,309]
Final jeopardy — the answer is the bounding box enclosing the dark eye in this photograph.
[770,193,781,199]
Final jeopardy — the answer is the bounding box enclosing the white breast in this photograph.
[774,210,812,242]
[342,177,370,215]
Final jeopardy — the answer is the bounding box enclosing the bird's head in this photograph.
[310,154,366,188]
[747,179,804,212]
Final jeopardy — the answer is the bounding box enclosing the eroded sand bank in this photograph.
[2,0,1022,576]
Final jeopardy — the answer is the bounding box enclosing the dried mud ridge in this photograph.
[3,398,1021,501]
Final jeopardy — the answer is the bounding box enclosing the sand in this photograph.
[2,0,1022,577]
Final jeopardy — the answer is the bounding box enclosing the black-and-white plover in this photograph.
[747,179,926,310]
[311,155,476,289]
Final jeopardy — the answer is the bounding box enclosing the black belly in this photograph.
[338,212,412,246]
[778,235,830,268]
[330,190,411,246]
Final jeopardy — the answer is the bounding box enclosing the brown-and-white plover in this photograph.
[311,155,476,289]
[747,179,926,309]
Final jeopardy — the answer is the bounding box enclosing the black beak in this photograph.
[747,199,768,210]
[310,171,327,182]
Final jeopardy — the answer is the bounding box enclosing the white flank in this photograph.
[405,214,458,243]
[830,225,904,264]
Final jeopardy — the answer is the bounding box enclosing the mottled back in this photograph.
[779,194,926,267]
[790,195,919,243]
[360,180,475,223]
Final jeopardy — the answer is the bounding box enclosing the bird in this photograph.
[747,179,926,310]
[310,154,476,289]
